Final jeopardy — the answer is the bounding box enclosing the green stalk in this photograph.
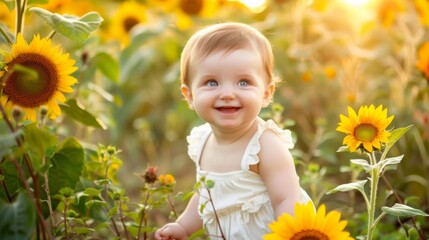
[367,167,379,240]
[0,27,13,45]
[15,0,28,36]
[366,151,381,240]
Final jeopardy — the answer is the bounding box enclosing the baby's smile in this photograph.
[216,106,241,113]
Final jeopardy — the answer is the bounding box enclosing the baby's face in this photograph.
[181,47,274,130]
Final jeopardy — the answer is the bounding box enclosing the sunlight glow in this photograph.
[343,0,370,6]
[237,0,267,13]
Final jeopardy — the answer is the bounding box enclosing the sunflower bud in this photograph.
[40,106,48,119]
[12,106,23,122]
[106,145,117,155]
[81,51,89,65]
[142,166,157,184]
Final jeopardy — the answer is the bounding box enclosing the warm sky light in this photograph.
[238,0,267,13]
[343,0,370,6]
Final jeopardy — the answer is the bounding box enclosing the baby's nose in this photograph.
[219,85,236,100]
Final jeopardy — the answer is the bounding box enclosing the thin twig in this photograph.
[0,165,13,202]
[205,188,226,240]
[166,194,178,219]
[64,198,69,239]
[110,218,120,238]
[119,199,130,240]
[137,190,151,240]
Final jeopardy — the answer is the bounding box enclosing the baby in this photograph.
[155,22,312,240]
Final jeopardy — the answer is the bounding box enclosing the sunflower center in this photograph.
[4,53,58,108]
[180,0,203,15]
[354,124,378,142]
[123,17,140,32]
[291,229,329,240]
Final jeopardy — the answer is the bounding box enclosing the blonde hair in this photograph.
[180,22,279,86]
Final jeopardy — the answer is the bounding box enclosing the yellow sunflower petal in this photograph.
[47,100,61,117]
[323,210,342,231]
[53,91,67,103]
[264,202,353,240]
[24,108,37,121]
[337,105,394,152]
[263,233,286,240]
[363,141,373,152]
[314,204,327,230]
[2,33,77,122]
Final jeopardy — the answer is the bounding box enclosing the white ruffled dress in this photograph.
[187,118,312,240]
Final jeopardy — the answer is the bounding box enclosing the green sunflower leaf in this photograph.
[29,7,103,43]
[24,123,58,171]
[350,159,373,172]
[91,52,119,83]
[378,155,403,173]
[385,125,412,151]
[326,180,367,195]
[336,146,349,152]
[0,192,36,240]
[0,128,20,159]
[381,203,429,217]
[48,137,84,211]
[60,99,105,129]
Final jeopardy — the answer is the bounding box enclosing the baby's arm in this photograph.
[155,193,202,240]
[258,130,302,217]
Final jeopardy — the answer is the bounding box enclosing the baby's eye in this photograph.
[238,79,250,87]
[205,79,218,87]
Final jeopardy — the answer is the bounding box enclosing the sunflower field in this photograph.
[0,0,429,239]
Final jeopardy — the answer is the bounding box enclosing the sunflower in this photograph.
[336,105,394,152]
[0,3,15,30]
[107,1,147,46]
[0,34,77,121]
[324,67,336,80]
[175,0,218,30]
[376,0,405,28]
[416,42,429,79]
[264,202,354,240]
[311,0,330,11]
[414,0,429,27]
[146,0,177,13]
[35,0,96,16]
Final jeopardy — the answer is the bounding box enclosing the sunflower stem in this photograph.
[137,186,151,240]
[15,0,28,36]
[0,104,53,239]
[366,152,380,240]
[47,30,56,40]
[0,27,13,45]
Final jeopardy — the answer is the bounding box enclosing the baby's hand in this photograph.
[154,222,188,240]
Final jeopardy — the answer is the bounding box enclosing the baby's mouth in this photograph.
[216,107,241,113]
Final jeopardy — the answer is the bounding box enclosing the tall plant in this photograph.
[329,105,429,239]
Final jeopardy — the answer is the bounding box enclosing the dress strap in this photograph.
[241,118,295,171]
[187,123,212,165]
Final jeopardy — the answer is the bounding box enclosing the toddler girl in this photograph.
[155,22,312,240]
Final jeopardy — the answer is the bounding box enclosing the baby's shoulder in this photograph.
[257,119,294,149]
[259,130,291,150]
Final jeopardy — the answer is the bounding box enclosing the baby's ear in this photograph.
[181,84,194,109]
[262,82,275,107]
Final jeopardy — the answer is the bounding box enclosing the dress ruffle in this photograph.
[187,123,211,164]
[201,193,272,225]
[243,118,295,170]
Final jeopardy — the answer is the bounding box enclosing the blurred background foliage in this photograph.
[1,0,428,238]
